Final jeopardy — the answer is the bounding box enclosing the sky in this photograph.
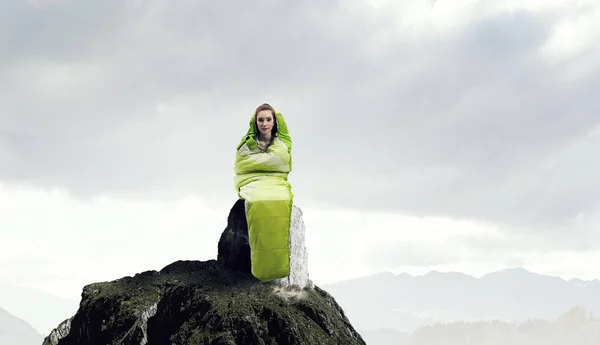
[1,0,600,302]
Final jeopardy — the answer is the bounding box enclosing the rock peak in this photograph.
[43,200,365,345]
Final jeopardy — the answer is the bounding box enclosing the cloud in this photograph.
[1,0,599,239]
[0,182,231,299]
[1,181,599,301]
[368,242,461,267]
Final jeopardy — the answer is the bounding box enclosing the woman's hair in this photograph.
[254,103,278,136]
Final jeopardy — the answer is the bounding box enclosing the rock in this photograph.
[42,318,72,345]
[218,199,313,289]
[271,203,312,289]
[217,199,251,274]
[43,200,366,345]
[43,260,366,345]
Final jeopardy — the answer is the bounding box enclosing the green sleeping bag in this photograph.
[234,111,294,282]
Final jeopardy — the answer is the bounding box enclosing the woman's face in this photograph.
[256,110,275,135]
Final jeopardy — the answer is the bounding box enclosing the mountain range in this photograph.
[322,267,600,336]
[0,306,43,345]
[0,278,79,336]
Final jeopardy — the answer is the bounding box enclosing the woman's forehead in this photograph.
[256,111,274,119]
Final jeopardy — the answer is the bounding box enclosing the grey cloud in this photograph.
[1,1,109,58]
[1,1,599,242]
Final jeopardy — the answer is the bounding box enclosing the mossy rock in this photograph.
[44,260,366,345]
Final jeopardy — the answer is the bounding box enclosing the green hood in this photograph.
[236,111,292,154]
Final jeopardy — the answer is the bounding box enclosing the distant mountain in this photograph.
[405,306,600,345]
[0,278,79,335]
[0,306,43,345]
[322,267,600,334]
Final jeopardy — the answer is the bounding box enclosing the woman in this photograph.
[234,103,294,282]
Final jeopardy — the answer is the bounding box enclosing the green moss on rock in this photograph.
[44,260,366,345]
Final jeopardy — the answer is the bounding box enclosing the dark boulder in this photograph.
[217,199,251,275]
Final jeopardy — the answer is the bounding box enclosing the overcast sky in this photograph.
[1,0,600,302]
